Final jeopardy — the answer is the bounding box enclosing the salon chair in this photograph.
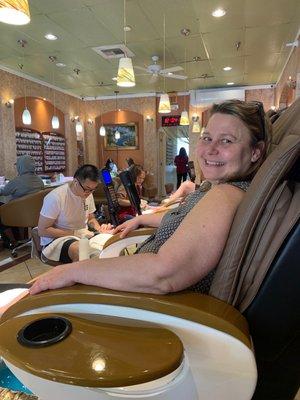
[0,188,53,257]
[84,132,300,398]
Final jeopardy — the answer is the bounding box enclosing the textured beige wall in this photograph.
[275,39,300,106]
[0,69,158,182]
[245,88,275,111]
[83,96,158,179]
[0,69,81,178]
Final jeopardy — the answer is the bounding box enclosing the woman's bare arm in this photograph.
[38,215,74,238]
[112,212,165,238]
[30,184,244,295]
[163,181,196,205]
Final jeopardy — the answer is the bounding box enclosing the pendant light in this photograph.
[114,90,121,142]
[158,15,171,114]
[192,117,201,133]
[75,96,83,139]
[0,0,30,25]
[180,48,189,126]
[99,98,106,136]
[99,125,106,136]
[117,0,135,87]
[76,120,83,134]
[18,39,31,125]
[49,56,60,130]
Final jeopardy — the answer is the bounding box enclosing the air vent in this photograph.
[92,44,135,59]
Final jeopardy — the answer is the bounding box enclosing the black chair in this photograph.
[119,170,142,216]
[244,221,300,400]
[99,168,120,226]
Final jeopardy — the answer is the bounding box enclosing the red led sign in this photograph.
[161,115,181,126]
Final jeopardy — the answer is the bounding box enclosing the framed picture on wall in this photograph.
[104,123,138,150]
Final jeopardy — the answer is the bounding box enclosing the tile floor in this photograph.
[0,249,51,284]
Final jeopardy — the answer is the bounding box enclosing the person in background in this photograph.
[174,147,189,189]
[38,164,113,264]
[30,100,271,297]
[0,155,44,200]
[105,158,118,177]
[116,164,147,222]
[126,157,135,167]
[0,155,44,248]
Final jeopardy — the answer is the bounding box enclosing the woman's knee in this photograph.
[68,241,79,261]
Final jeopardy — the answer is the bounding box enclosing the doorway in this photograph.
[159,125,189,196]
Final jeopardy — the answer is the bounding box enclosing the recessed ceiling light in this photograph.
[168,72,173,75]
[56,62,66,67]
[124,25,132,32]
[44,33,58,41]
[212,8,226,17]
[223,66,232,71]
[227,82,234,85]
[112,77,117,81]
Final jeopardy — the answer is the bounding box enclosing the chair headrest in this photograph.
[210,133,300,308]
[269,98,300,153]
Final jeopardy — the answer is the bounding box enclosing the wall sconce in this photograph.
[87,118,94,125]
[146,115,153,122]
[71,116,83,135]
[5,99,14,108]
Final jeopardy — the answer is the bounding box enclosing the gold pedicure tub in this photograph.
[0,285,256,400]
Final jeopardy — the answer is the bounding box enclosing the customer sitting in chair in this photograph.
[116,164,148,222]
[38,164,113,264]
[30,100,271,295]
[0,155,44,248]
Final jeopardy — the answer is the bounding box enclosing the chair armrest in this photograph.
[100,227,155,258]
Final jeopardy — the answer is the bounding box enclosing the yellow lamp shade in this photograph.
[0,0,30,25]
[192,120,201,133]
[158,93,171,114]
[180,110,189,126]
[117,57,135,87]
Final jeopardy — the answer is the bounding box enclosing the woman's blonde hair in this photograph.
[210,99,272,177]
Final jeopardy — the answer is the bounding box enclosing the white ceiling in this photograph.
[0,0,299,97]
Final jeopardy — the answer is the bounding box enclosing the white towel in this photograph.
[42,236,79,262]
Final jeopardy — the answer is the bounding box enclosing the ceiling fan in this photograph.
[135,56,187,83]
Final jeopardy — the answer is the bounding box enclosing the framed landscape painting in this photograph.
[104,123,138,150]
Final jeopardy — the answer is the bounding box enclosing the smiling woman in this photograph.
[30,100,272,298]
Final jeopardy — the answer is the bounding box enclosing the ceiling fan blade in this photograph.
[160,66,183,74]
[190,74,214,80]
[134,65,148,72]
[164,74,187,80]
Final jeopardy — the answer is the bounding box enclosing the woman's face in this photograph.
[196,113,262,182]
[136,171,146,185]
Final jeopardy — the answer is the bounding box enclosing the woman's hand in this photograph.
[29,264,76,295]
[140,199,148,210]
[112,217,141,238]
[99,223,114,233]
